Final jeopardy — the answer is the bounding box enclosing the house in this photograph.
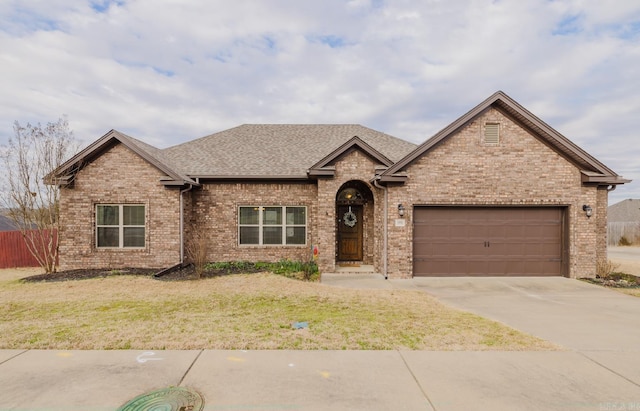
[0,213,16,232]
[49,91,630,278]
[608,199,640,245]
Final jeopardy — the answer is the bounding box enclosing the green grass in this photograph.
[0,270,556,351]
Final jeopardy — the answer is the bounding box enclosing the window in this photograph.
[239,206,306,245]
[96,205,145,248]
[484,123,500,145]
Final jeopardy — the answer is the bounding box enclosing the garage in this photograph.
[413,207,565,277]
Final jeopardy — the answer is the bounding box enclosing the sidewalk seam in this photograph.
[579,351,640,388]
[0,350,28,367]
[398,350,438,411]
[178,349,204,386]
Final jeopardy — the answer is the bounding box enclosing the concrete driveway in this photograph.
[395,277,640,351]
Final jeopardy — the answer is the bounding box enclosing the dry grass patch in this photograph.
[0,269,556,350]
[616,288,640,297]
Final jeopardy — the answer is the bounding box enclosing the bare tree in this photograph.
[1,117,77,273]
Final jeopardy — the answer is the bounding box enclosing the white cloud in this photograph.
[0,0,638,203]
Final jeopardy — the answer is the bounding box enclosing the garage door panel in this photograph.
[413,207,564,277]
[419,260,490,276]
[421,241,486,257]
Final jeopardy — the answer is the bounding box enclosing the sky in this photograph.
[0,0,638,204]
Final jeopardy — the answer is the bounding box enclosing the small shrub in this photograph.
[204,262,228,270]
[185,228,209,278]
[204,261,255,273]
[618,236,632,246]
[254,261,272,270]
[271,259,319,281]
[301,261,319,281]
[596,259,621,280]
[203,260,319,281]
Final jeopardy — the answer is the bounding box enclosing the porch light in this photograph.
[398,204,405,217]
[582,204,592,218]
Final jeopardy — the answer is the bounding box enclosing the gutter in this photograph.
[372,176,388,279]
[179,182,195,265]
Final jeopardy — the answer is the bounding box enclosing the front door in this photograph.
[337,205,363,261]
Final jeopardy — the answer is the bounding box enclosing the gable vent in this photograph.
[484,123,500,145]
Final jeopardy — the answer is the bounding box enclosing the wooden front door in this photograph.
[337,205,363,261]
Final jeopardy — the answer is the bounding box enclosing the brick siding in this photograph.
[59,143,181,270]
[385,108,605,278]
[316,150,385,274]
[186,182,318,263]
[58,113,607,279]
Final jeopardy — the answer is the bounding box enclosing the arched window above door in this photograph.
[337,186,369,205]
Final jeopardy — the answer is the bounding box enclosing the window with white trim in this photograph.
[96,204,145,248]
[238,206,306,245]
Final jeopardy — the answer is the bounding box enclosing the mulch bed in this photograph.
[21,268,158,283]
[153,264,266,281]
[20,264,266,283]
[581,273,640,289]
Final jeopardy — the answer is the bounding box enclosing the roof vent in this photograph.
[484,123,500,145]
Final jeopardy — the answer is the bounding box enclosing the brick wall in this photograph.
[58,144,386,271]
[59,143,181,270]
[386,108,603,279]
[58,114,607,278]
[187,182,318,263]
[316,150,385,273]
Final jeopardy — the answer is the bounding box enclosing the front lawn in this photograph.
[0,269,556,350]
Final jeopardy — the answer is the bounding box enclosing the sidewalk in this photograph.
[1,349,639,410]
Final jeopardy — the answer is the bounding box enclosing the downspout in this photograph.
[180,182,195,265]
[373,176,388,279]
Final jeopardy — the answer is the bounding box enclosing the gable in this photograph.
[71,142,170,190]
[308,136,394,178]
[48,130,196,188]
[380,91,629,187]
[402,108,582,196]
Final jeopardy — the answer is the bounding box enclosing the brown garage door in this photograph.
[413,207,564,277]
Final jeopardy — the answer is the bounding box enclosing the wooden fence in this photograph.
[0,229,57,269]
[608,222,640,246]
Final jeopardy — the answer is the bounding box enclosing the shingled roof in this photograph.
[0,214,17,231]
[163,124,417,179]
[49,130,197,187]
[609,199,640,222]
[49,124,417,185]
[50,92,629,188]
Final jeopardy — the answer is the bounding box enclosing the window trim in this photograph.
[96,204,146,249]
[238,205,307,246]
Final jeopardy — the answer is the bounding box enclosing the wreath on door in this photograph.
[343,207,357,227]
